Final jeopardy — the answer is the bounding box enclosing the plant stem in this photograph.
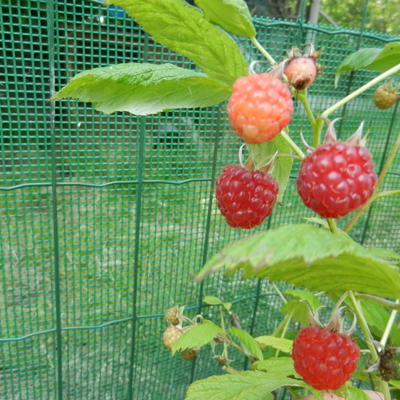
[272,313,293,338]
[275,310,293,358]
[345,130,400,232]
[375,189,400,199]
[297,90,316,128]
[280,130,306,160]
[327,218,339,234]
[220,307,229,360]
[349,292,379,363]
[380,301,399,349]
[272,283,288,304]
[321,63,400,119]
[251,37,276,65]
[355,294,400,311]
[313,118,325,148]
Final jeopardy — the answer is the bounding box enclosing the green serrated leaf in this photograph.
[359,300,400,346]
[366,247,400,262]
[185,370,303,400]
[389,380,400,389]
[229,328,263,360]
[285,289,322,312]
[106,0,248,85]
[53,63,230,115]
[346,386,372,400]
[248,134,293,203]
[335,42,400,83]
[194,0,256,38]
[203,295,232,310]
[281,300,310,326]
[203,295,224,306]
[255,336,293,353]
[252,357,295,376]
[172,320,223,354]
[195,224,400,300]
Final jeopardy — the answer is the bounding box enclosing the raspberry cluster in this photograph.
[292,326,360,390]
[215,165,278,229]
[297,142,377,218]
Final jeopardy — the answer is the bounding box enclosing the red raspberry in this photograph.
[215,165,278,229]
[284,56,318,90]
[297,142,377,218]
[227,74,293,144]
[292,326,360,390]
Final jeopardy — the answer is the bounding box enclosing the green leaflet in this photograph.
[106,0,248,85]
[203,295,232,310]
[248,134,293,203]
[194,0,256,38]
[195,224,400,299]
[185,370,302,400]
[229,328,264,360]
[255,336,293,353]
[172,320,223,353]
[335,42,400,84]
[52,63,231,115]
[252,357,296,376]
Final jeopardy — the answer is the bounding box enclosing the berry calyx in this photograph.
[162,326,183,351]
[297,122,377,218]
[292,326,360,390]
[373,83,399,110]
[215,164,279,229]
[227,73,293,144]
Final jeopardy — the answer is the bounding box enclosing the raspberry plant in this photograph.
[53,0,400,399]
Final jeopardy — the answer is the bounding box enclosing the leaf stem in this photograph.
[349,292,379,363]
[355,294,400,312]
[280,130,306,160]
[345,130,400,232]
[379,301,399,350]
[220,307,229,360]
[251,37,277,66]
[375,189,400,199]
[272,283,288,304]
[327,218,339,234]
[321,63,400,119]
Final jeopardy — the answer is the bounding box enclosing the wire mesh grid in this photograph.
[1,1,400,399]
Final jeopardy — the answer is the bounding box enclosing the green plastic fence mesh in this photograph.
[1,1,400,399]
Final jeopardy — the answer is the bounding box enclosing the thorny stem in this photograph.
[349,292,379,363]
[321,63,400,119]
[345,130,400,232]
[251,36,277,66]
[280,130,306,160]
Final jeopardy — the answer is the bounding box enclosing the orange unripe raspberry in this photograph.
[227,73,293,144]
